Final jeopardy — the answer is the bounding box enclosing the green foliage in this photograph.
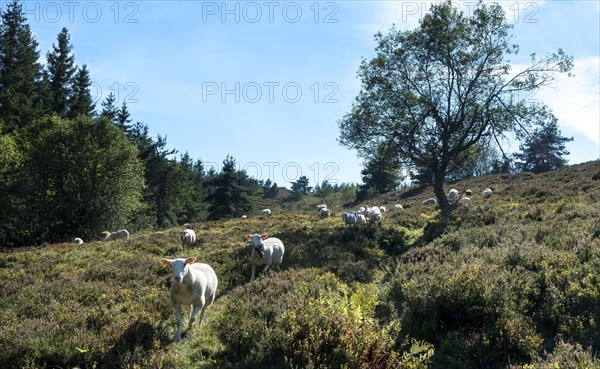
[67,64,95,118]
[358,141,404,199]
[204,155,256,220]
[45,27,76,118]
[0,0,43,132]
[514,117,573,174]
[22,115,145,244]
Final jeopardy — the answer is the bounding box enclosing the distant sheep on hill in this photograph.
[180,229,196,248]
[316,204,327,212]
[341,212,357,226]
[448,189,459,202]
[101,229,129,242]
[483,188,493,198]
[73,238,84,244]
[261,209,272,216]
[422,197,437,206]
[394,204,403,211]
[319,208,331,218]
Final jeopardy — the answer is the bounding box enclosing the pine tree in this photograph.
[357,142,403,199]
[100,92,118,123]
[46,27,76,117]
[0,0,43,132]
[67,64,95,118]
[116,101,132,131]
[514,118,573,173]
[205,156,255,220]
[291,175,311,194]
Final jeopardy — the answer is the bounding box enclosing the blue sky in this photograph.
[17,0,600,187]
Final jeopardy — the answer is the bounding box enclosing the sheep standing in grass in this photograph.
[379,206,388,214]
[180,229,196,248]
[356,214,367,225]
[394,204,403,211]
[319,208,331,218]
[448,189,460,203]
[73,238,84,244]
[261,209,272,216]
[102,229,129,241]
[483,188,493,198]
[245,233,285,281]
[160,257,218,342]
[342,212,357,226]
[316,204,327,212]
[422,197,437,206]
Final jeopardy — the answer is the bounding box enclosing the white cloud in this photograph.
[537,56,600,145]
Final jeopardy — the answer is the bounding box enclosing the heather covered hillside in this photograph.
[1,161,600,369]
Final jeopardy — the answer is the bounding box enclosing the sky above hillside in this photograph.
[20,0,600,187]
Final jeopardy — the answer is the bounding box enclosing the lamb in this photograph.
[102,229,129,241]
[73,238,84,244]
[159,257,218,342]
[319,208,331,218]
[448,189,459,202]
[180,229,196,248]
[394,204,403,211]
[483,188,493,198]
[422,197,437,206]
[261,208,272,216]
[245,233,285,280]
[341,212,357,226]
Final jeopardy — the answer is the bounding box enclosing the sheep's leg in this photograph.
[251,264,257,281]
[262,264,271,275]
[189,300,204,330]
[174,305,183,342]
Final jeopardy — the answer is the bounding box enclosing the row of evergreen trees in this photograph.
[0,1,260,247]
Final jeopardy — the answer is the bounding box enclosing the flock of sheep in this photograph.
[67,186,494,343]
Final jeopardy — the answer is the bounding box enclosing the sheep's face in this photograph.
[245,233,268,258]
[160,257,196,283]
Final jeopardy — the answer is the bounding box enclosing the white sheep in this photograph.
[466,189,473,196]
[422,197,437,206]
[245,233,285,281]
[73,238,84,244]
[319,208,331,218]
[448,189,459,202]
[102,229,129,241]
[341,212,357,226]
[241,215,248,219]
[356,214,367,225]
[379,206,388,214]
[261,209,272,216]
[461,197,471,203]
[365,207,382,222]
[394,204,403,211]
[180,229,196,248]
[483,188,493,198]
[160,257,218,342]
[316,204,327,212]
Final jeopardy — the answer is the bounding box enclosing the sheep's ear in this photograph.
[244,234,252,240]
[186,257,197,264]
[260,233,269,239]
[159,259,171,266]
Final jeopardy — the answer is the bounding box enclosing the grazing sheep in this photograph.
[180,229,196,248]
[356,214,367,225]
[369,211,382,222]
[448,189,460,202]
[261,209,272,216]
[466,189,472,196]
[483,188,493,198]
[422,197,437,206]
[241,215,248,219]
[160,257,218,342]
[379,206,388,214]
[245,233,285,281]
[73,238,84,244]
[341,212,357,226]
[102,229,129,242]
[319,208,331,218]
[394,204,403,211]
[316,204,327,212]
[461,197,471,203]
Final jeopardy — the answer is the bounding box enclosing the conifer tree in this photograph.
[0,0,42,131]
[46,27,76,117]
[100,92,118,123]
[115,100,132,131]
[67,64,95,118]
[514,118,573,173]
[205,156,255,220]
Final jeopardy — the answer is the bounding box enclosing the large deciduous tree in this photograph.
[338,0,573,215]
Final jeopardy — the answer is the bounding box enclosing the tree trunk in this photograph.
[432,169,451,217]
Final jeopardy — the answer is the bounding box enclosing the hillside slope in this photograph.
[1,161,600,369]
